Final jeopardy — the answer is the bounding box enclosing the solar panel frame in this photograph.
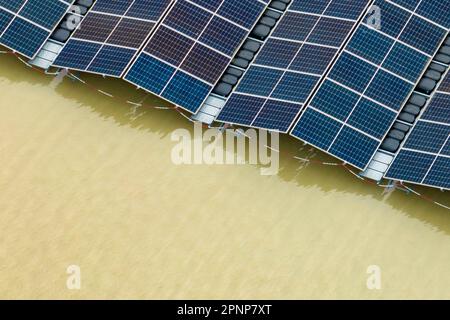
[0,0,75,59]
[384,67,450,190]
[215,0,374,133]
[123,0,269,114]
[289,0,449,171]
[52,0,175,78]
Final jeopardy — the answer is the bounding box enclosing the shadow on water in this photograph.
[1,51,449,233]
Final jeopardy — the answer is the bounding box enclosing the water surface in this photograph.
[0,52,449,299]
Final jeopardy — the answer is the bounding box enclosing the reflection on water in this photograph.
[0,52,449,299]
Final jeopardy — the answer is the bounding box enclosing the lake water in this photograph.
[0,52,449,299]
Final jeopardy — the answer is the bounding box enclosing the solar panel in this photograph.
[52,0,173,77]
[0,0,73,58]
[215,0,371,132]
[290,0,449,170]
[123,0,268,113]
[385,70,450,190]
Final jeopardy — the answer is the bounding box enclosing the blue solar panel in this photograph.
[290,44,337,74]
[88,46,136,77]
[346,26,393,64]
[309,80,359,121]
[307,17,356,47]
[92,0,134,15]
[217,0,266,29]
[0,10,13,34]
[271,13,318,41]
[216,94,265,125]
[329,126,380,169]
[346,98,396,139]
[124,0,267,113]
[386,150,436,184]
[328,52,377,92]
[399,15,447,55]
[53,39,101,70]
[217,0,371,132]
[200,16,248,56]
[126,0,172,20]
[364,70,414,110]
[0,17,49,57]
[53,0,173,77]
[126,54,175,93]
[164,1,212,38]
[288,0,329,13]
[403,122,449,153]
[271,72,318,102]
[0,0,26,13]
[0,0,72,58]
[162,71,212,112]
[252,100,300,132]
[190,0,222,11]
[291,108,342,151]
[442,139,450,157]
[386,70,450,190]
[421,94,450,123]
[391,0,419,11]
[291,0,448,170]
[383,43,429,82]
[254,38,300,68]
[19,0,68,30]
[236,66,283,97]
[416,0,450,29]
[324,0,371,19]
[423,157,450,190]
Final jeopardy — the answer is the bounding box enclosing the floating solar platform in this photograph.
[2,0,448,190]
[290,0,449,170]
[0,0,75,58]
[52,0,174,77]
[123,0,268,113]
[385,69,450,190]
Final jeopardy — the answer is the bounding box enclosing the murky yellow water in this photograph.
[0,52,449,299]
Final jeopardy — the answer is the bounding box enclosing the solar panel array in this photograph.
[0,0,73,58]
[123,0,268,113]
[53,0,174,77]
[2,0,449,190]
[216,0,371,132]
[291,0,449,170]
[386,70,450,189]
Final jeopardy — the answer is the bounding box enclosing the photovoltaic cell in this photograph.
[291,0,448,170]
[124,0,267,113]
[53,0,173,77]
[0,10,13,34]
[416,0,450,29]
[217,0,371,133]
[0,0,73,58]
[386,71,450,190]
[0,0,27,12]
